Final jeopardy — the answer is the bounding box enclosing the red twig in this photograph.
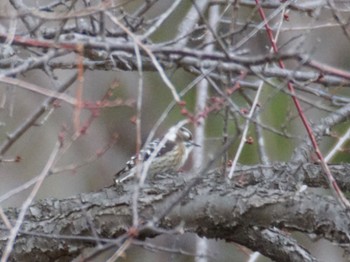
[74,44,85,133]
[255,0,350,209]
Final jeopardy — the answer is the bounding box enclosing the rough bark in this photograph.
[1,164,350,261]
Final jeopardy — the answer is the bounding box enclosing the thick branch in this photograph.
[0,164,349,261]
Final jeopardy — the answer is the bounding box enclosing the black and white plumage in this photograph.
[114,126,199,184]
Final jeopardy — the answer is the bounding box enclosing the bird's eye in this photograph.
[186,132,192,140]
[180,127,192,141]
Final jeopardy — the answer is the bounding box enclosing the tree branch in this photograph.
[1,164,349,261]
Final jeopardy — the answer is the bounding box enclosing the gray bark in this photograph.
[1,164,350,261]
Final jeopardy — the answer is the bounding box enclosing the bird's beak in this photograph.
[192,142,200,147]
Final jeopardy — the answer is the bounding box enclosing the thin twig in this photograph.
[228,81,263,179]
[1,141,60,262]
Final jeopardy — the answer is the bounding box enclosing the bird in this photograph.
[114,125,199,184]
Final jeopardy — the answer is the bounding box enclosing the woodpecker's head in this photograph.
[164,126,199,150]
[177,127,199,148]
